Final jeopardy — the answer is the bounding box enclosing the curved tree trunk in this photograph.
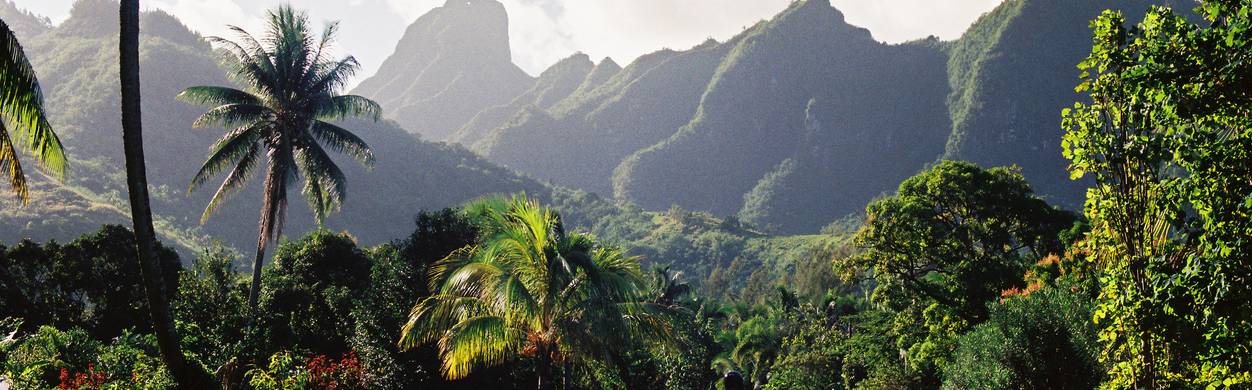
[247,162,287,323]
[247,232,265,315]
[119,1,210,387]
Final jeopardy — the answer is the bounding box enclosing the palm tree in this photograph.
[711,315,780,390]
[0,18,65,203]
[649,265,691,307]
[178,5,380,316]
[400,195,675,390]
[118,1,209,386]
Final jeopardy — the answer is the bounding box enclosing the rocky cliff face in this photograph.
[352,0,534,141]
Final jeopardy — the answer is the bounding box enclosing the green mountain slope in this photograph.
[615,0,950,225]
[0,0,50,39]
[944,0,1189,208]
[449,52,596,145]
[351,0,534,141]
[1,0,548,255]
[476,38,736,196]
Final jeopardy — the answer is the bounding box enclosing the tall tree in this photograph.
[1063,2,1252,387]
[399,195,675,390]
[178,5,380,315]
[118,0,207,386]
[841,161,1074,383]
[0,18,64,203]
[847,161,1074,323]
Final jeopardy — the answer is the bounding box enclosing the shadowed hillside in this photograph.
[0,0,549,255]
[615,0,950,228]
[943,0,1189,208]
[478,39,736,196]
[449,52,598,145]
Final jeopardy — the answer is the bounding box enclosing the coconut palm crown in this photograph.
[400,195,676,389]
[0,18,65,204]
[177,5,380,311]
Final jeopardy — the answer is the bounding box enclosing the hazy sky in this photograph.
[15,0,1003,82]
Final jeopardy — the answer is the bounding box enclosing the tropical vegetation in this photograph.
[2,0,1251,389]
[0,12,63,203]
[178,4,381,316]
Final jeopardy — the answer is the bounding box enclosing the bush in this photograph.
[246,351,366,390]
[0,325,173,389]
[943,287,1103,389]
[259,230,372,356]
[764,311,842,390]
[0,225,181,338]
[173,245,249,370]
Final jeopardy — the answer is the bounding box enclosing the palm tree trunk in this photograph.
[119,1,209,387]
[246,165,284,323]
[536,345,555,390]
[247,231,265,315]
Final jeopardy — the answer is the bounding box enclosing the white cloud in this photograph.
[146,0,258,39]
[831,0,1004,42]
[384,0,442,21]
[555,0,792,65]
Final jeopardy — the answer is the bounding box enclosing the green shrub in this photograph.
[173,244,249,370]
[247,351,311,389]
[0,325,173,389]
[943,287,1103,389]
[259,231,372,356]
[0,225,181,338]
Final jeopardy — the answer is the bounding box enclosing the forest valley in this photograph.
[0,0,1251,389]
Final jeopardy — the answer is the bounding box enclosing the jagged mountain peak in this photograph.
[448,51,596,145]
[352,0,532,141]
[598,57,620,69]
[545,52,594,74]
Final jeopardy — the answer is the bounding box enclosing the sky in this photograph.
[14,0,1004,84]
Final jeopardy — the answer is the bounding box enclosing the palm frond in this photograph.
[200,144,261,223]
[0,19,65,203]
[313,94,380,122]
[177,86,263,107]
[309,21,340,68]
[189,122,265,191]
[206,34,279,99]
[438,315,521,379]
[309,120,374,166]
[189,103,272,129]
[0,121,27,202]
[400,294,490,349]
[294,139,346,224]
[306,57,360,96]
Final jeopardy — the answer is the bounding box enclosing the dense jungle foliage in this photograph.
[1,0,1250,388]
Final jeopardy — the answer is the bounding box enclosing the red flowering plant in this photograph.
[58,364,107,390]
[306,351,365,389]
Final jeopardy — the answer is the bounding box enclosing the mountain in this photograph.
[0,0,51,39]
[435,0,949,234]
[3,0,1200,274]
[615,0,950,229]
[351,0,534,141]
[0,0,547,255]
[474,38,735,196]
[942,0,1186,208]
[453,0,1185,233]
[449,52,597,145]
